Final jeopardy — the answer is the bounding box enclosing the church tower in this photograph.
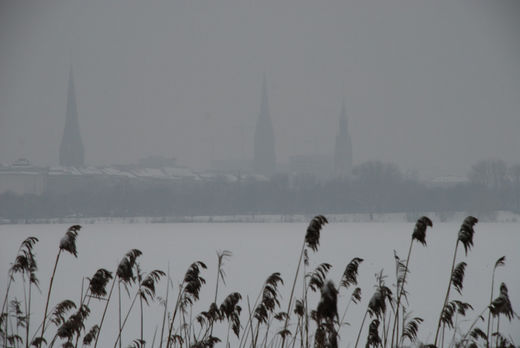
[253,77,276,176]
[333,101,352,178]
[59,66,85,167]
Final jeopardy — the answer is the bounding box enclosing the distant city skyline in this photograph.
[1,0,519,179]
[51,70,355,179]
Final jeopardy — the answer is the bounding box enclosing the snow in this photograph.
[1,221,519,347]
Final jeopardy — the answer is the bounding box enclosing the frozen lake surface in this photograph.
[1,221,519,347]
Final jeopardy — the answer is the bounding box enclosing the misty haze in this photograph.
[1,1,519,348]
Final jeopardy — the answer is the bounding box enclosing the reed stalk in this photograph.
[354,309,369,348]
[280,240,305,348]
[40,250,62,344]
[434,240,459,346]
[93,276,117,348]
[391,238,413,347]
[159,266,170,348]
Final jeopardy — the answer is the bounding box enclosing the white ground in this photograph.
[1,221,519,347]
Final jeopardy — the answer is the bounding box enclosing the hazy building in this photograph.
[287,154,333,179]
[333,101,353,178]
[59,67,85,167]
[0,159,47,195]
[253,77,276,176]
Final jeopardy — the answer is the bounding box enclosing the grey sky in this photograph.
[1,0,519,178]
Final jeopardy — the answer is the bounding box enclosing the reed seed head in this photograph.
[489,282,514,320]
[116,249,142,283]
[59,225,81,257]
[308,263,332,292]
[451,262,467,295]
[305,215,328,252]
[82,325,99,346]
[458,216,478,255]
[316,280,338,322]
[412,216,433,246]
[341,257,364,289]
[88,269,113,297]
[366,319,382,348]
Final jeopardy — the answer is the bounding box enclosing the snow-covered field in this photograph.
[1,221,519,347]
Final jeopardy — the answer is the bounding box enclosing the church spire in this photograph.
[59,66,85,167]
[253,76,276,176]
[334,101,352,177]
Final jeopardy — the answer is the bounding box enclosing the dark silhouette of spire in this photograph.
[334,101,352,177]
[253,76,276,176]
[59,66,85,167]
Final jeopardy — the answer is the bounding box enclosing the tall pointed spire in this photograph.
[253,76,276,176]
[59,66,85,167]
[334,101,352,177]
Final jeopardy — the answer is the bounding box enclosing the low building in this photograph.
[0,159,47,195]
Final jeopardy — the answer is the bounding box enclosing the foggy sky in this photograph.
[0,0,519,178]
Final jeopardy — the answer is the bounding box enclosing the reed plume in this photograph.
[220,292,242,341]
[400,316,423,345]
[316,281,338,323]
[138,268,166,344]
[55,304,90,344]
[281,215,328,348]
[365,319,381,348]
[191,336,221,348]
[434,216,477,346]
[214,250,231,304]
[351,287,362,304]
[117,249,143,284]
[3,299,24,348]
[254,273,283,324]
[487,256,506,348]
[488,283,517,347]
[182,261,207,306]
[139,269,166,304]
[355,272,392,348]
[458,216,478,255]
[308,263,332,293]
[253,272,284,347]
[166,261,207,348]
[2,236,39,348]
[94,249,142,348]
[340,257,363,289]
[391,216,432,348]
[489,283,514,321]
[305,215,328,252]
[113,263,164,348]
[49,300,77,327]
[40,225,80,346]
[338,258,363,330]
[192,292,241,347]
[312,280,339,348]
[88,269,113,298]
[127,338,146,348]
[471,327,488,340]
[491,332,515,348]
[412,216,433,246]
[58,225,80,257]
[440,300,473,330]
[451,262,467,295]
[82,325,99,346]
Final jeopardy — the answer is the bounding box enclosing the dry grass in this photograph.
[1,215,518,348]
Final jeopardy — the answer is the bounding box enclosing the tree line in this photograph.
[1,159,520,220]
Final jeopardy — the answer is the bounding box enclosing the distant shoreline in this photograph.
[1,210,519,225]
